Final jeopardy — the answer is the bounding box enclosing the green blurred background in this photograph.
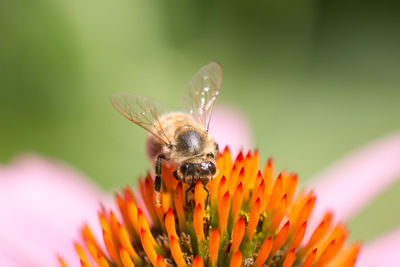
[1,0,399,242]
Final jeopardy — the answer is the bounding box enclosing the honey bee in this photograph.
[111,62,222,207]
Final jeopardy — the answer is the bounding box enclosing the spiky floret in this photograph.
[64,147,360,267]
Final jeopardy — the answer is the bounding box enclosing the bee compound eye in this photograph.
[208,162,217,175]
[180,163,193,176]
[200,161,216,175]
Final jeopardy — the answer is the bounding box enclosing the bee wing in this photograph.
[111,93,171,145]
[182,61,223,131]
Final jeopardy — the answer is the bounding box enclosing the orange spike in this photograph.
[231,217,246,254]
[115,193,132,234]
[140,228,157,266]
[263,158,274,195]
[303,212,333,252]
[86,241,99,265]
[99,216,119,263]
[271,221,290,255]
[80,259,90,267]
[74,243,90,265]
[126,197,140,235]
[209,174,221,205]
[96,253,110,267]
[140,176,158,224]
[156,255,167,267]
[195,180,207,209]
[139,180,146,200]
[284,174,298,204]
[194,204,205,245]
[282,249,296,267]
[161,164,178,192]
[213,152,225,186]
[218,191,231,234]
[301,249,317,267]
[250,177,265,207]
[161,191,172,214]
[266,174,283,213]
[170,235,187,267]
[209,229,220,267]
[235,151,244,163]
[328,241,361,267]
[103,228,121,265]
[217,176,227,203]
[342,242,361,266]
[153,183,166,224]
[231,182,244,225]
[57,256,68,267]
[216,149,226,171]
[230,167,244,194]
[109,211,120,240]
[289,221,307,251]
[165,208,178,239]
[246,198,261,240]
[97,253,110,267]
[315,240,337,267]
[174,182,186,231]
[82,224,96,244]
[222,146,233,170]
[243,152,259,193]
[271,194,287,230]
[123,185,134,198]
[288,192,306,225]
[120,246,135,267]
[316,224,347,260]
[236,166,245,184]
[294,195,316,231]
[137,208,157,247]
[230,251,242,267]
[227,164,237,191]
[118,225,141,265]
[99,213,111,233]
[193,256,204,267]
[254,237,272,267]
[82,225,105,258]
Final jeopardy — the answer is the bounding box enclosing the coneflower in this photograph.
[63,147,360,267]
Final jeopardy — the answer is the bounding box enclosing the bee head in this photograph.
[180,161,217,179]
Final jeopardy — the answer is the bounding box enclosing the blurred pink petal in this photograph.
[209,105,253,157]
[356,228,400,266]
[309,131,400,224]
[0,155,111,267]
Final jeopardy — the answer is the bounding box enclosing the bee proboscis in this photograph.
[111,61,222,207]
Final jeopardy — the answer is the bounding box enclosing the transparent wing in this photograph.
[182,61,223,131]
[111,93,171,145]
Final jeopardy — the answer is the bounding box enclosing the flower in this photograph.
[66,147,360,267]
[1,109,400,266]
[0,156,113,267]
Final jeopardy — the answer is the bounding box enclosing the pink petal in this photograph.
[209,105,253,157]
[0,155,112,266]
[308,131,400,225]
[356,228,400,266]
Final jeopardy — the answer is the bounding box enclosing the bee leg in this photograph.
[173,170,180,181]
[185,184,195,206]
[202,184,210,209]
[155,154,165,208]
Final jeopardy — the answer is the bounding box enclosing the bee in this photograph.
[111,62,222,207]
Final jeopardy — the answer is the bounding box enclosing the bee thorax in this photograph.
[176,128,204,156]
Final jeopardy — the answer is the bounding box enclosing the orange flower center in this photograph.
[62,147,360,267]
